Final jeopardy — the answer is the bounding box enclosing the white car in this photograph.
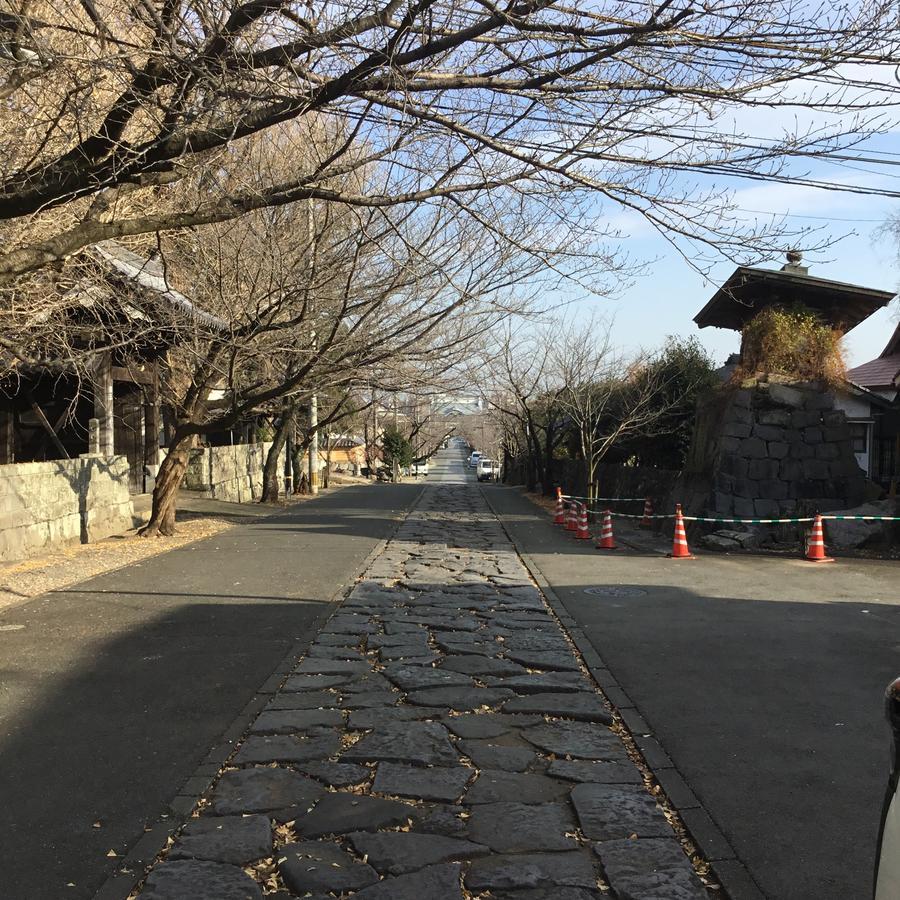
[477,458,499,481]
[468,452,482,468]
[410,458,429,476]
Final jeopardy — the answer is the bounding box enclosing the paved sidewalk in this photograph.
[484,484,900,900]
[134,483,712,899]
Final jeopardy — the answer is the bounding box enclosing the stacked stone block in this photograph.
[710,382,865,518]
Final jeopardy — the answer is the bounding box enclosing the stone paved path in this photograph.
[136,486,711,899]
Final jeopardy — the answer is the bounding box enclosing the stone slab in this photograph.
[505,692,613,723]
[278,841,379,895]
[211,768,323,816]
[296,761,371,787]
[294,793,419,837]
[232,732,340,765]
[488,673,588,694]
[352,863,464,900]
[457,739,536,772]
[465,852,597,891]
[282,674,354,692]
[406,686,514,710]
[347,707,435,729]
[382,664,474,691]
[547,759,642,784]
[523,721,625,760]
[170,815,272,866]
[464,769,569,805]
[593,838,707,899]
[347,831,488,875]
[139,860,264,899]
[373,761,472,801]
[250,709,344,733]
[466,802,576,852]
[439,656,526,677]
[342,722,459,766]
[571,783,671,840]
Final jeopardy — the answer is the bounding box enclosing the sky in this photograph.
[561,66,900,369]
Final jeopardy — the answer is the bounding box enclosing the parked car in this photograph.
[468,451,482,468]
[875,676,900,899]
[477,458,499,481]
[410,458,429,476]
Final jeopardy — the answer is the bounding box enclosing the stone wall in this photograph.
[677,380,866,518]
[183,442,287,502]
[0,455,134,561]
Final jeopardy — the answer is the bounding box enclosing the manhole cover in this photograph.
[583,586,647,597]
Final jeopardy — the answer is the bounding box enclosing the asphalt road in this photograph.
[485,485,900,900]
[0,482,422,900]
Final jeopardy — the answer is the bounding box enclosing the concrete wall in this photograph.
[0,456,134,562]
[183,442,287,502]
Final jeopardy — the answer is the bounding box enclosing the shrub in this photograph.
[738,304,846,384]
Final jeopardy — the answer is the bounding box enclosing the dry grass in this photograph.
[0,515,236,611]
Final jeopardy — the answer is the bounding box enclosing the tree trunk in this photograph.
[324,436,332,489]
[543,420,555,495]
[261,403,295,503]
[139,434,197,537]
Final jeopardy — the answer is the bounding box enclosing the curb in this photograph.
[479,485,767,900]
[92,485,425,900]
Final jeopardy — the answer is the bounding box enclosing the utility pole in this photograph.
[309,391,319,495]
[392,396,399,484]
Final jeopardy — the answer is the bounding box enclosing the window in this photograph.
[849,423,869,454]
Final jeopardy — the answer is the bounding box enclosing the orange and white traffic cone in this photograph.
[805,514,834,563]
[575,503,592,540]
[565,500,577,531]
[668,504,695,559]
[641,497,653,528]
[553,489,565,525]
[595,510,617,550]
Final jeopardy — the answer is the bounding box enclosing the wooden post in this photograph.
[93,353,114,457]
[144,366,160,485]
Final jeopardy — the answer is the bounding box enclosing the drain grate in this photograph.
[583,586,647,597]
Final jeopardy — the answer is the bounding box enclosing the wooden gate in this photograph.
[114,388,146,493]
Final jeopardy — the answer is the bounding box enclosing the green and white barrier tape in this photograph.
[563,495,645,503]
[682,516,815,524]
[578,509,900,525]
[822,515,900,521]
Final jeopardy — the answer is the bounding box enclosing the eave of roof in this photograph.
[847,353,900,390]
[694,265,895,333]
[92,242,227,331]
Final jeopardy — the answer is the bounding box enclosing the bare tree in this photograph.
[0,0,897,291]
[486,324,566,492]
[550,317,711,494]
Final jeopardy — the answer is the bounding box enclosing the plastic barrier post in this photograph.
[641,497,653,528]
[805,514,835,563]
[553,488,566,525]
[668,504,695,559]
[575,503,592,540]
[595,510,617,550]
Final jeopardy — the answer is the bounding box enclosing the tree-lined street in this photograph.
[1,451,896,898]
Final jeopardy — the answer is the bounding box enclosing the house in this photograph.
[0,242,224,560]
[839,322,900,487]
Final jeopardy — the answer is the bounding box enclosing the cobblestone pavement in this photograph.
[136,485,710,899]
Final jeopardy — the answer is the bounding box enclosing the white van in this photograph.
[477,458,499,481]
[468,451,482,468]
